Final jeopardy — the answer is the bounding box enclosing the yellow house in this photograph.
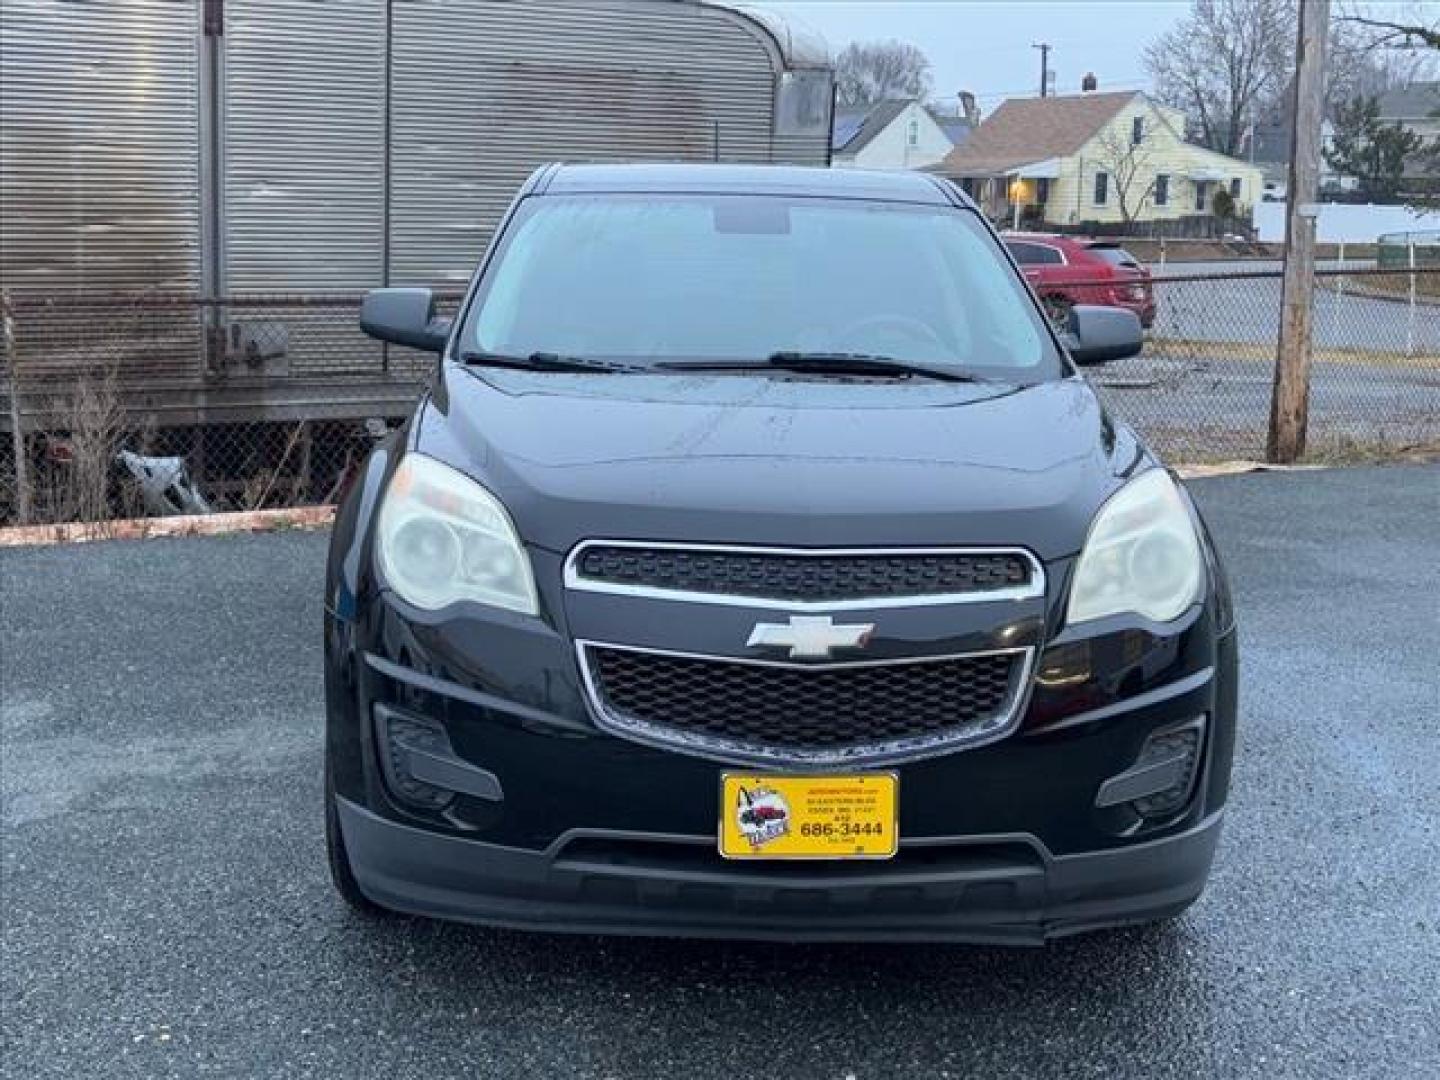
[935,90,1264,229]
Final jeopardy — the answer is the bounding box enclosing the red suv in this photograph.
[1003,234,1156,330]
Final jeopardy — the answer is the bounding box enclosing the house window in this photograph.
[1155,174,1169,206]
[1036,177,1050,205]
[1194,181,1208,211]
[1230,177,1242,198]
[1094,171,1108,205]
[907,119,919,147]
[1132,116,1144,145]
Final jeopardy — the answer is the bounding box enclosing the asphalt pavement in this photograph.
[1145,260,1439,354]
[3,466,1438,1079]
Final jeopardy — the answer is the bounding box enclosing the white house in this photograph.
[831,100,961,170]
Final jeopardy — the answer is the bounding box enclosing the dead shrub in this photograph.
[35,366,152,529]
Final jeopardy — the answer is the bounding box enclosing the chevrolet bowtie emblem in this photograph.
[746,615,875,660]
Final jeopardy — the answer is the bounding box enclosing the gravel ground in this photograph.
[2,465,1438,1079]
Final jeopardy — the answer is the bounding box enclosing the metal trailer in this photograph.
[1,0,833,429]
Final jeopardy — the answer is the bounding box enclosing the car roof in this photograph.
[1003,232,1084,247]
[1004,232,1136,251]
[539,163,959,207]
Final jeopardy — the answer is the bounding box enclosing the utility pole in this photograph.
[1267,0,1329,464]
[1032,42,1051,98]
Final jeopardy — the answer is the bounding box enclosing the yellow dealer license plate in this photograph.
[719,773,898,860]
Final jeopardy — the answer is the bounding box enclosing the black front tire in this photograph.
[325,760,388,917]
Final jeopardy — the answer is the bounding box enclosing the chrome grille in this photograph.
[579,643,1032,766]
[566,542,1043,609]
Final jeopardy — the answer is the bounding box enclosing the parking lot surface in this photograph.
[3,465,1437,1079]
[1092,353,1439,458]
[1149,264,1438,354]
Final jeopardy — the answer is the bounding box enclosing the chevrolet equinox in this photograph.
[323,164,1237,944]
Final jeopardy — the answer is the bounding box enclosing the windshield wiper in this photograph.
[657,352,990,384]
[769,352,992,383]
[457,349,642,373]
[461,349,992,383]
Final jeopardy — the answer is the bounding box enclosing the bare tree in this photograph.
[39,367,131,527]
[1335,4,1440,50]
[1328,4,1439,113]
[1333,0,1439,200]
[1144,0,1297,155]
[1090,122,1160,224]
[1147,1,1437,155]
[835,40,933,109]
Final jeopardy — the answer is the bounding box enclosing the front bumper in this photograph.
[326,577,1236,941]
[337,796,1221,943]
[324,481,1239,940]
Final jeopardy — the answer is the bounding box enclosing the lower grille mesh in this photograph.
[585,646,1023,758]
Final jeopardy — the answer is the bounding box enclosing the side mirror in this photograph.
[1063,305,1144,366]
[359,288,451,353]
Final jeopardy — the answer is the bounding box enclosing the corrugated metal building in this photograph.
[1,0,832,425]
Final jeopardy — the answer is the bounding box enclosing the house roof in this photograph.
[831,108,868,150]
[935,90,1139,177]
[831,99,911,154]
[1377,82,1440,121]
[1239,119,1291,165]
[927,110,976,148]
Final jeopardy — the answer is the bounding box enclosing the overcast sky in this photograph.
[763,0,1190,113]
[761,1,1435,118]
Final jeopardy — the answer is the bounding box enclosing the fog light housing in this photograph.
[1096,716,1206,822]
[374,707,455,810]
[372,703,504,812]
[1131,722,1204,818]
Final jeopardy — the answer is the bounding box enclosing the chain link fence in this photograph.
[3,269,1437,527]
[1091,266,1439,462]
[1,291,461,526]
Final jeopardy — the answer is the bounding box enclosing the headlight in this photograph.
[1067,469,1202,626]
[375,454,538,615]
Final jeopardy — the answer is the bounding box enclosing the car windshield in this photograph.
[466,194,1061,379]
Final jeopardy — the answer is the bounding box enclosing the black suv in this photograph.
[323,164,1237,943]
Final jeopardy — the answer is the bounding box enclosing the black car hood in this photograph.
[416,365,1149,561]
